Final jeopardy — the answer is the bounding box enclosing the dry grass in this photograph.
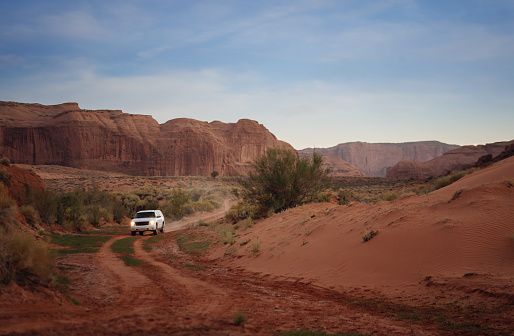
[0,227,56,284]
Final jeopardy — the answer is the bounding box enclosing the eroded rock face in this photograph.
[300,141,460,177]
[0,101,293,176]
[0,162,45,204]
[298,153,365,177]
[386,140,514,179]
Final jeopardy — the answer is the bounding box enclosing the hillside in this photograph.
[0,101,293,177]
[300,141,460,177]
[213,156,514,289]
[387,139,514,179]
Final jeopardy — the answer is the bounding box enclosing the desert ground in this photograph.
[1,158,514,335]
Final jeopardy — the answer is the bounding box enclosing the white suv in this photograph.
[130,210,165,236]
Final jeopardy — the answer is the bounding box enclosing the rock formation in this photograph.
[386,140,514,179]
[300,141,459,177]
[0,161,45,204]
[0,101,293,176]
[299,153,365,177]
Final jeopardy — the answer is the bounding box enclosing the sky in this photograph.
[1,0,513,149]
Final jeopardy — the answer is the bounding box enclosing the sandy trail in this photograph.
[165,198,234,232]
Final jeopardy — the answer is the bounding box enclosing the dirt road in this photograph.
[1,234,439,335]
[0,203,460,335]
[164,199,234,233]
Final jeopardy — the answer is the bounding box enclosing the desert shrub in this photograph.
[232,311,248,326]
[0,157,10,166]
[164,188,190,220]
[312,190,333,203]
[31,188,58,224]
[251,240,260,253]
[433,168,477,191]
[211,171,219,179]
[226,200,258,221]
[112,198,128,223]
[20,205,41,228]
[0,227,56,285]
[0,183,15,210]
[243,217,253,229]
[381,191,399,202]
[191,200,216,212]
[240,149,330,216]
[362,230,379,242]
[337,189,355,205]
[217,224,235,245]
[0,168,11,186]
[86,205,112,226]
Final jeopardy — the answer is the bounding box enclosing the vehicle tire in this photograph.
[139,231,144,236]
[131,231,136,236]
[153,228,158,235]
[160,222,165,233]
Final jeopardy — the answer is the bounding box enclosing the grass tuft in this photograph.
[50,234,110,254]
[111,237,138,254]
[232,311,248,326]
[118,255,145,266]
[175,232,211,255]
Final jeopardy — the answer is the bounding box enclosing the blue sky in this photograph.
[1,0,513,149]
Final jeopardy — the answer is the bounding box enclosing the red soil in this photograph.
[1,157,513,335]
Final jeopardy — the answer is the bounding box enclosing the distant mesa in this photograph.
[300,141,460,177]
[299,152,365,177]
[0,101,293,176]
[386,140,514,179]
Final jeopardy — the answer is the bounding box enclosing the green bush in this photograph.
[164,188,190,220]
[0,228,56,285]
[433,168,477,190]
[240,149,330,216]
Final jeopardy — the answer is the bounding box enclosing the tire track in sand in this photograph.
[131,237,234,329]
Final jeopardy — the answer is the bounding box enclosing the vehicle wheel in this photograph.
[139,231,144,236]
[131,231,136,236]
[153,228,158,235]
[160,222,165,233]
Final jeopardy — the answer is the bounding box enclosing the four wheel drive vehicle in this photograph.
[130,210,165,236]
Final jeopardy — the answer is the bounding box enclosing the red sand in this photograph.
[212,156,514,291]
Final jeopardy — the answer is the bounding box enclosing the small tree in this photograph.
[241,148,330,216]
[211,171,219,179]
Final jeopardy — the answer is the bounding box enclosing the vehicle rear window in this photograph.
[135,212,155,218]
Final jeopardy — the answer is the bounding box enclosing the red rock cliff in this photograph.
[386,140,514,179]
[0,101,293,176]
[300,141,459,177]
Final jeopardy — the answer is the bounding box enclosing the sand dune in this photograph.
[213,156,514,291]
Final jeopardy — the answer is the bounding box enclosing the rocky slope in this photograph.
[0,101,293,176]
[299,153,365,177]
[386,140,514,179]
[300,141,459,177]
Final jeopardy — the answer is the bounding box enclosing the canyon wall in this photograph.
[300,141,460,177]
[386,140,514,179]
[0,101,293,176]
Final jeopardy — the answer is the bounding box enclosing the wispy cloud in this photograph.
[1,0,513,148]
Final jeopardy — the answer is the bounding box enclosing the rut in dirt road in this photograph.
[80,235,237,334]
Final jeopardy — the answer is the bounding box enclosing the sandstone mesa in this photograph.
[0,101,294,177]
